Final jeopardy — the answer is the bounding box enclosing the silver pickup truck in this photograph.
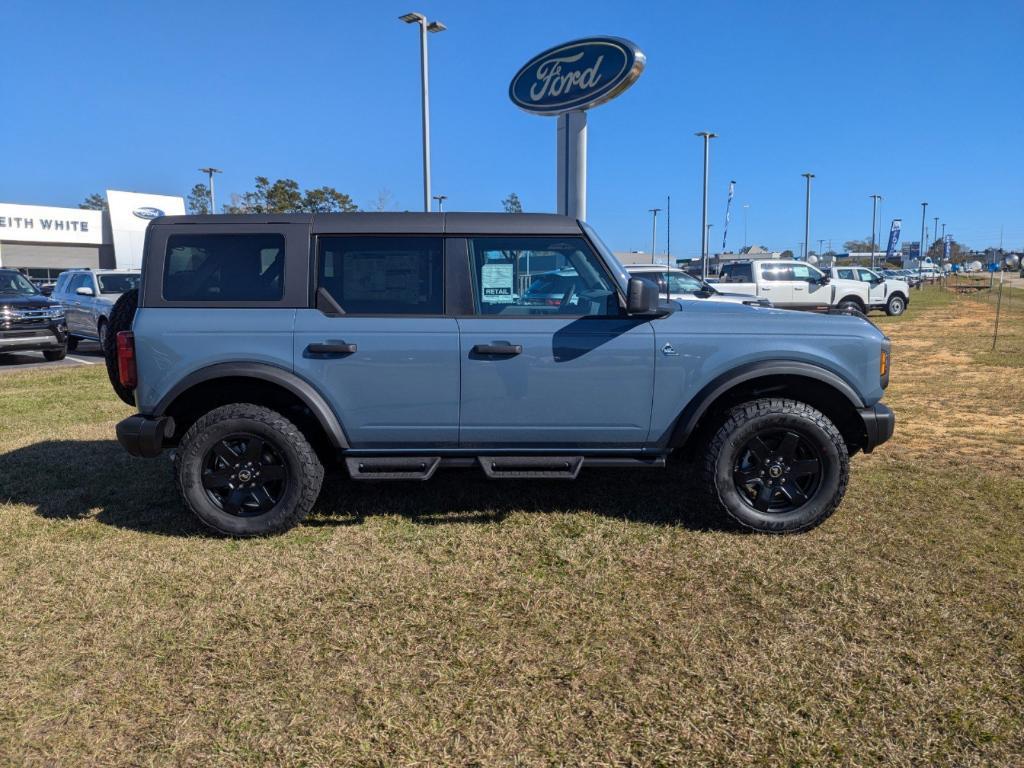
[52,268,141,350]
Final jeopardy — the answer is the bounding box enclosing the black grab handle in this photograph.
[306,341,357,355]
[472,343,522,356]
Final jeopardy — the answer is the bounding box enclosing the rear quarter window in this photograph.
[163,234,285,302]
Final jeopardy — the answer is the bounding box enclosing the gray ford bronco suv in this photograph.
[111,213,893,536]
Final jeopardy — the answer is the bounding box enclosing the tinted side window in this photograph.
[469,236,618,317]
[317,236,443,315]
[837,268,856,279]
[164,234,285,302]
[721,263,752,282]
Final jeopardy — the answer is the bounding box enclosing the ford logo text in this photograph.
[510,37,645,116]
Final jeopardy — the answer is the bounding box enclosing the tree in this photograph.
[927,237,968,262]
[78,193,107,211]
[302,186,358,213]
[502,192,523,213]
[780,249,794,259]
[187,183,211,215]
[370,188,395,212]
[843,238,876,253]
[222,176,358,214]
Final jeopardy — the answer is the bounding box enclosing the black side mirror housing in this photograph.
[819,275,831,285]
[39,285,54,296]
[626,277,662,315]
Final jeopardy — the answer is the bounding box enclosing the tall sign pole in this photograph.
[510,37,645,222]
[696,131,717,279]
[802,173,814,260]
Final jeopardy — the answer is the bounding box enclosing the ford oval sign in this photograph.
[132,206,164,220]
[510,37,645,116]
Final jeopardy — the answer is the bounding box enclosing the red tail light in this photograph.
[116,331,137,389]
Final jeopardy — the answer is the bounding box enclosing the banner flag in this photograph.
[722,181,735,252]
[884,218,901,262]
[943,235,952,261]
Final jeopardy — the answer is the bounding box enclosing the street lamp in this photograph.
[920,202,928,264]
[695,131,717,279]
[802,172,814,260]
[400,12,446,212]
[869,194,882,269]
[648,207,661,264]
[198,167,222,214]
[432,194,447,212]
[742,202,750,249]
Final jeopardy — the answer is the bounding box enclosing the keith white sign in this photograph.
[0,203,103,245]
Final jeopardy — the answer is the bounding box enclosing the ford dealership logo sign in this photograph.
[132,206,164,220]
[510,37,645,116]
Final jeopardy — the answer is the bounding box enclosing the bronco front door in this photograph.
[456,235,655,448]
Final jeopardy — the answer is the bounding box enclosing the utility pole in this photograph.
[695,131,717,279]
[198,167,222,213]
[869,194,882,269]
[920,202,928,266]
[933,216,939,246]
[649,208,661,264]
[802,172,814,262]
[742,202,750,250]
[666,196,671,264]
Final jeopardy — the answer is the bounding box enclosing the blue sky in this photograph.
[3,0,1021,255]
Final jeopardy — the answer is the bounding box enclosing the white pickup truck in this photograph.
[717,260,909,315]
[829,266,910,316]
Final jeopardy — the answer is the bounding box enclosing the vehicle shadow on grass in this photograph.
[0,440,738,537]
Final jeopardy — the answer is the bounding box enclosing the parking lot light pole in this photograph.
[920,202,928,266]
[802,173,814,260]
[400,12,446,213]
[432,194,447,212]
[869,194,882,269]
[198,167,222,214]
[695,131,717,279]
[648,207,661,264]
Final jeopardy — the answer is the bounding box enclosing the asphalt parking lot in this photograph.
[0,341,105,373]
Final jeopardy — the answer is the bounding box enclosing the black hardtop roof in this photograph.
[150,212,583,236]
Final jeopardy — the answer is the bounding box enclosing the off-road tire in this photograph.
[43,347,67,362]
[66,336,79,352]
[885,294,907,316]
[104,288,138,405]
[699,398,849,533]
[174,403,324,537]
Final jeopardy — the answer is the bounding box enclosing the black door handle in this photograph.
[306,341,357,355]
[472,343,522,356]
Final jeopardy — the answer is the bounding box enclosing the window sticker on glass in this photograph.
[793,265,811,279]
[481,262,515,304]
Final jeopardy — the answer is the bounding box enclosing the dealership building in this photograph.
[0,190,185,280]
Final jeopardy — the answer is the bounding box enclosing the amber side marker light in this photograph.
[880,350,889,377]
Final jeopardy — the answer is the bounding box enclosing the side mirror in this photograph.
[626,277,662,315]
[76,286,94,296]
[39,285,54,296]
[819,275,831,285]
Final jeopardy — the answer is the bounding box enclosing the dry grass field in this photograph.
[1,286,1022,766]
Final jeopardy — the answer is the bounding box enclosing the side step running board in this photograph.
[479,456,583,479]
[345,456,440,481]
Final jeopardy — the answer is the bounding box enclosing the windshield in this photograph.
[96,273,140,294]
[580,222,629,294]
[0,271,40,296]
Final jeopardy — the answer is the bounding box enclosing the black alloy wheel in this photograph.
[201,433,289,517]
[732,428,823,514]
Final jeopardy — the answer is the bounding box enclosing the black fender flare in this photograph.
[667,360,866,448]
[152,362,350,449]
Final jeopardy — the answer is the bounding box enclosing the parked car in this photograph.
[718,260,874,314]
[0,268,68,361]
[625,265,772,307]
[52,268,141,350]
[828,266,911,316]
[112,212,894,537]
